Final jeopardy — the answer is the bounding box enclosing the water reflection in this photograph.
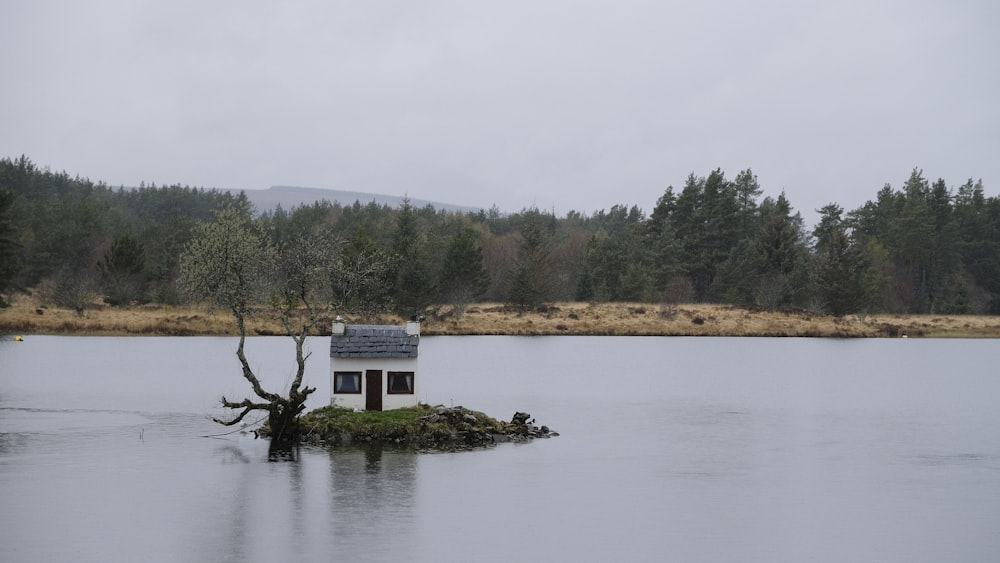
[268,443,299,462]
[215,443,252,465]
[191,442,420,562]
[214,442,253,563]
[328,445,419,557]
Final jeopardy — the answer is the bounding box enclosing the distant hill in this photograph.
[226,185,481,214]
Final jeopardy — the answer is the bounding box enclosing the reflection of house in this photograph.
[330,320,420,411]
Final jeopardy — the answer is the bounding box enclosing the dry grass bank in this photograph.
[425,302,1000,338]
[2,291,999,338]
[0,293,257,336]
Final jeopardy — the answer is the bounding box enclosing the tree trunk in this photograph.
[268,404,302,447]
[215,309,315,452]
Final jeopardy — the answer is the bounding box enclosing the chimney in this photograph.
[405,320,420,336]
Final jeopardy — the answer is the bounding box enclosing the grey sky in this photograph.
[2,1,997,225]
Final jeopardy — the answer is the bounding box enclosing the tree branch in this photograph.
[214,396,272,426]
[233,308,281,403]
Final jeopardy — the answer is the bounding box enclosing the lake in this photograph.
[1,335,998,562]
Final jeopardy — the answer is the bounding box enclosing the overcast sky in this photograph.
[2,1,997,225]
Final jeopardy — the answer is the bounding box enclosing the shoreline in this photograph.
[3,294,1000,338]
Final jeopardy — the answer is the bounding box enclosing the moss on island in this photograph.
[298,404,558,451]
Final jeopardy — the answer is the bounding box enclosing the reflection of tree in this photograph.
[216,443,252,465]
[210,445,251,563]
[288,455,306,549]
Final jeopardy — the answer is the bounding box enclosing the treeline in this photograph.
[1,155,998,316]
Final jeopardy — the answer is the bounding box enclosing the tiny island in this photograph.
[4,295,999,452]
[310,317,556,450]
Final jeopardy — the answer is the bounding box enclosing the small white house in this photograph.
[330,320,420,411]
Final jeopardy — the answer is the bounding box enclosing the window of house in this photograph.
[334,371,362,394]
[387,371,414,394]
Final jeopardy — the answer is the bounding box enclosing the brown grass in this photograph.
[0,293,248,336]
[4,291,998,338]
[425,303,1000,338]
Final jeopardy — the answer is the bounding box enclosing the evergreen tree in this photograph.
[0,188,20,305]
[856,238,894,315]
[953,178,999,311]
[620,262,654,302]
[731,168,763,235]
[585,229,628,300]
[670,170,746,301]
[896,169,935,312]
[575,269,596,302]
[814,226,862,316]
[8,155,1000,319]
[582,204,651,301]
[439,226,490,317]
[97,233,147,305]
[715,193,811,309]
[645,188,684,295]
[505,208,553,310]
[750,194,811,307]
[925,178,964,312]
[813,203,845,255]
[391,199,437,317]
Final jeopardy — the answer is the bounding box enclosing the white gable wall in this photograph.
[330,356,420,411]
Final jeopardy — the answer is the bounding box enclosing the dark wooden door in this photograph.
[365,370,382,411]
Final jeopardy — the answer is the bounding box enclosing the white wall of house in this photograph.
[330,356,420,411]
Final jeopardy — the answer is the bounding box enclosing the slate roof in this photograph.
[330,325,419,359]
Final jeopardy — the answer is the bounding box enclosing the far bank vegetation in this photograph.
[3,156,1000,329]
[4,294,1000,338]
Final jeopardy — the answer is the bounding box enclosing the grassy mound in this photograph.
[299,404,557,450]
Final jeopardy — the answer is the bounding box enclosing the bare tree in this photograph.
[330,233,395,322]
[179,206,315,449]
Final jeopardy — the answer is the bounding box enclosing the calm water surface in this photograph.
[1,335,998,562]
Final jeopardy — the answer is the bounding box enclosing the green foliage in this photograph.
[41,267,99,312]
[391,199,437,317]
[854,239,891,314]
[585,229,627,300]
[7,154,1000,318]
[439,226,490,316]
[178,205,273,315]
[0,188,19,305]
[332,230,395,319]
[813,203,845,254]
[663,169,755,301]
[0,156,239,300]
[97,233,147,305]
[301,405,429,441]
[504,208,554,310]
[299,404,539,449]
[178,203,332,445]
[620,262,654,302]
[584,208,655,302]
[575,270,596,302]
[813,227,861,316]
[272,228,338,309]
